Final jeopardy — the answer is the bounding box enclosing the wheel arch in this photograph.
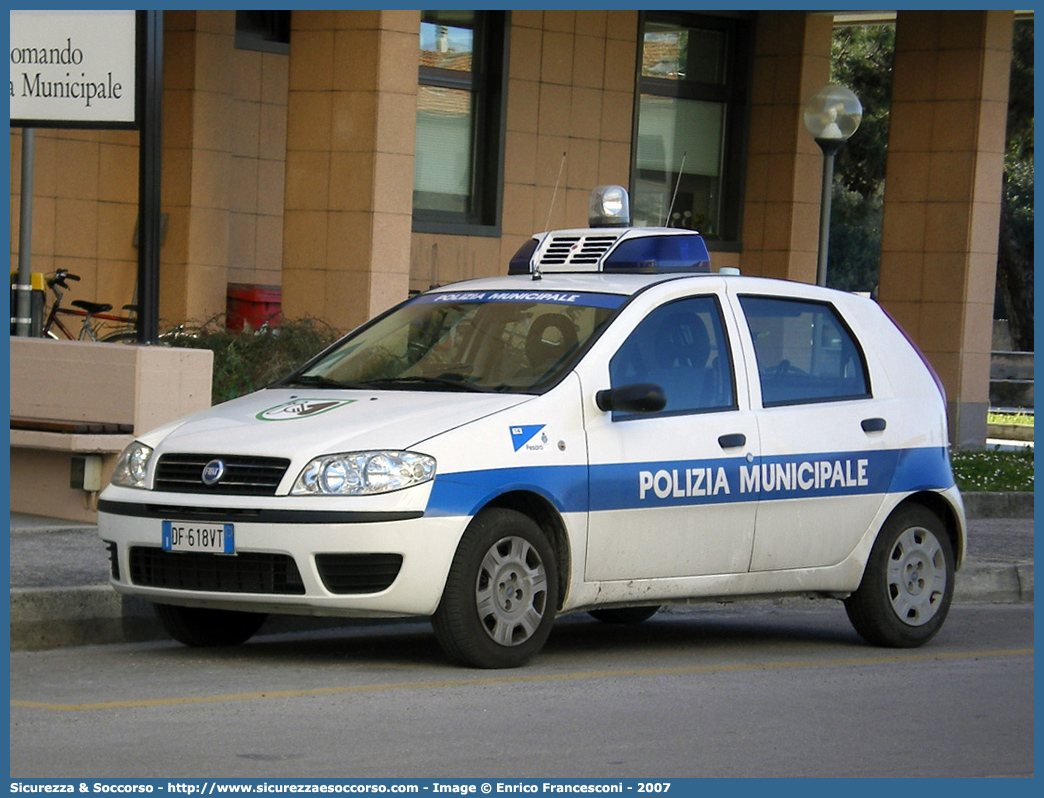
[890,491,966,570]
[480,489,572,610]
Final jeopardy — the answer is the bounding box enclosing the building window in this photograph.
[633,13,751,245]
[235,11,290,55]
[413,10,508,235]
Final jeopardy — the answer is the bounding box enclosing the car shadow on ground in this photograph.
[134,602,867,669]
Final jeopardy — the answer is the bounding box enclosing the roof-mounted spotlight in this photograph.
[589,185,630,228]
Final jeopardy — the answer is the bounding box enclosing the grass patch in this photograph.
[988,411,1034,427]
[951,447,1035,492]
[166,316,342,404]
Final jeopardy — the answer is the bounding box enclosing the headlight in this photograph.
[291,451,436,496]
[111,441,153,489]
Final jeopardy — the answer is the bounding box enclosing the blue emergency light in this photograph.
[509,187,712,276]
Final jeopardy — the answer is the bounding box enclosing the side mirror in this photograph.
[595,383,666,414]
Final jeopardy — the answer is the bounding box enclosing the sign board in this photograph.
[10,9,139,128]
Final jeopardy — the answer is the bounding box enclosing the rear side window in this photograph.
[610,295,736,418]
[739,295,870,407]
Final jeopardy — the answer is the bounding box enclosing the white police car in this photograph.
[98,187,966,668]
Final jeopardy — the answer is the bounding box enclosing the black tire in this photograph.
[589,606,661,624]
[154,603,267,647]
[845,505,954,648]
[432,508,558,669]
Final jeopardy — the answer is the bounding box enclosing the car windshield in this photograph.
[286,289,626,393]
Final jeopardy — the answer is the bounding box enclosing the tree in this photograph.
[830,25,894,194]
[996,18,1033,352]
[825,25,894,293]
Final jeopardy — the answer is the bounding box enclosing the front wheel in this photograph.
[844,505,954,647]
[154,603,267,647]
[432,508,558,669]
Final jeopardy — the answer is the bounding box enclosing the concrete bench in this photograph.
[10,337,213,522]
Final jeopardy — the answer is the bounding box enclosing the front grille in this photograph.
[538,234,620,267]
[315,553,403,594]
[154,454,291,496]
[129,547,305,594]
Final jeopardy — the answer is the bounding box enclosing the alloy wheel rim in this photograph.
[886,526,947,626]
[475,536,548,646]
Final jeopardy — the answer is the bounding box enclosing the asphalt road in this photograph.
[9,602,1034,779]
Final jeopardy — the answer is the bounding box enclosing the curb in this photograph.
[8,587,397,652]
[963,491,1034,519]
[9,587,163,651]
[954,561,1034,604]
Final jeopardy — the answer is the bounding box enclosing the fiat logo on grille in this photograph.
[201,459,226,486]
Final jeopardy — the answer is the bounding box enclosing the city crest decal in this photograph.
[256,399,355,421]
[510,424,547,452]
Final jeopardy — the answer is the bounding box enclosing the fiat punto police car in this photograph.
[98,187,966,668]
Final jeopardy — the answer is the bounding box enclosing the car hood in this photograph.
[145,388,533,457]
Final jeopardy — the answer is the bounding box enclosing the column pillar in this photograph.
[282,10,418,332]
[878,10,1013,446]
[740,11,833,283]
[161,10,236,324]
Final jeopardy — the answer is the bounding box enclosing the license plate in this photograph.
[162,521,235,554]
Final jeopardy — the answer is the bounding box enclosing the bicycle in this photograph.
[41,269,139,343]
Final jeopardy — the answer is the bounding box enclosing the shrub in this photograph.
[165,316,342,404]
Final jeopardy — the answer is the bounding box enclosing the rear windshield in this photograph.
[288,290,625,394]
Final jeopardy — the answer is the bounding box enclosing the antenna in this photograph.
[663,151,687,227]
[544,151,567,233]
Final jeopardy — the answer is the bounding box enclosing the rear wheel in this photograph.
[589,606,661,624]
[154,604,267,647]
[845,505,954,647]
[432,508,558,669]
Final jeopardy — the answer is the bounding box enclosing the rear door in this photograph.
[733,292,899,571]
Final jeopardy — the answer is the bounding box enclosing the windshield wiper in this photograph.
[363,376,491,393]
[279,374,367,390]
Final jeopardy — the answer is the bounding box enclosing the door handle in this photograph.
[861,417,887,433]
[718,433,746,449]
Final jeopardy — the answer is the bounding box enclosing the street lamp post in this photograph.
[803,85,862,287]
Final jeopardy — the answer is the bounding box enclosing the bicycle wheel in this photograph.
[99,329,139,344]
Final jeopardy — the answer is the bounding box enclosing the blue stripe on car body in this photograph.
[425,447,954,517]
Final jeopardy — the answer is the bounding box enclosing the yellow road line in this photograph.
[11,648,1033,712]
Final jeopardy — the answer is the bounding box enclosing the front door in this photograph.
[584,293,760,580]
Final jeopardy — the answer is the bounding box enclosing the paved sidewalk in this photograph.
[8,493,1034,651]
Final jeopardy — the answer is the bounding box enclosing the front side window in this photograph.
[634,13,751,244]
[609,296,736,419]
[414,10,507,233]
[739,296,870,407]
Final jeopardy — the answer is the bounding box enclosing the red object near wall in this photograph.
[226,283,282,332]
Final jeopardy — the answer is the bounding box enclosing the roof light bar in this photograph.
[507,187,714,276]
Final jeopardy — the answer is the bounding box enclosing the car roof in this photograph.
[423,271,709,298]
[421,268,868,306]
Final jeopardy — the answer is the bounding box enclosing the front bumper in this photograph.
[98,502,468,619]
